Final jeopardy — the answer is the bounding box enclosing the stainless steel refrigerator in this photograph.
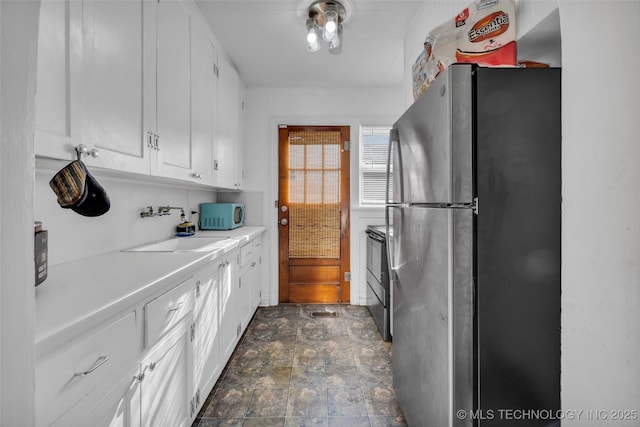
[386,64,561,426]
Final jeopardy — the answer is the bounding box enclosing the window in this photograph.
[359,125,392,205]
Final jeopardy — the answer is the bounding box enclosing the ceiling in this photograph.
[194,0,425,89]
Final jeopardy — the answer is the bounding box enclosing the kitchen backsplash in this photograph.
[35,168,219,266]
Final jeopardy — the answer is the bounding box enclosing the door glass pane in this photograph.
[288,130,341,259]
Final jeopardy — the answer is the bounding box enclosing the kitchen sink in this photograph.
[123,236,231,252]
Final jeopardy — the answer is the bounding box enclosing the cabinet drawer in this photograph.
[51,364,140,427]
[145,276,194,347]
[253,236,262,251]
[36,311,137,427]
[239,241,253,268]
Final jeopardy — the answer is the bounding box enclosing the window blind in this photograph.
[288,130,341,259]
[359,126,392,205]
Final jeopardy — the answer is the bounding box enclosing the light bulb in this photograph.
[329,23,343,55]
[306,17,320,50]
[322,9,338,41]
[307,32,317,44]
[306,40,321,52]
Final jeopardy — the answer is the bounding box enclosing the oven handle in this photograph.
[365,230,386,243]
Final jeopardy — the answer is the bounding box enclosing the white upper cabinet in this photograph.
[236,82,246,189]
[35,0,243,188]
[82,0,151,174]
[215,55,242,189]
[35,0,83,161]
[154,0,193,180]
[191,18,218,185]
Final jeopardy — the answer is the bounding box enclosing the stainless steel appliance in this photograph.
[365,225,391,341]
[386,64,561,426]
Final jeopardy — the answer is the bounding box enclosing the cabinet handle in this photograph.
[147,132,153,149]
[73,356,108,377]
[167,301,184,314]
[75,144,100,160]
[155,134,160,151]
[137,360,157,382]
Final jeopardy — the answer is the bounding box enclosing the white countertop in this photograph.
[35,226,266,357]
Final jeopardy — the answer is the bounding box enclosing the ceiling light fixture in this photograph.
[305,1,347,54]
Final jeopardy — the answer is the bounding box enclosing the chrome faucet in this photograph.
[140,206,186,222]
[157,206,186,222]
[140,206,155,218]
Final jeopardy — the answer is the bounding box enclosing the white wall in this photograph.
[405,0,640,422]
[558,2,640,423]
[34,164,218,266]
[0,1,39,424]
[243,87,404,305]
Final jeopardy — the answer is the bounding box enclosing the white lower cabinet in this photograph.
[220,249,240,362]
[239,237,262,329]
[36,311,138,427]
[51,364,141,427]
[144,276,195,348]
[140,321,193,427]
[193,263,222,404]
[37,236,265,426]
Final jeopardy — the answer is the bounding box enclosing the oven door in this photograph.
[366,229,391,341]
[366,230,385,282]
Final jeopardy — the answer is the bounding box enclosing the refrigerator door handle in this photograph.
[385,128,401,206]
[385,205,400,275]
[385,128,397,275]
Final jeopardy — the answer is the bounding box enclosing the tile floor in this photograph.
[192,304,407,427]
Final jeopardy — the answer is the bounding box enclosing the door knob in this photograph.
[281,205,288,212]
[280,218,288,226]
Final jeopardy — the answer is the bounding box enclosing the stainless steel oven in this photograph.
[365,225,391,341]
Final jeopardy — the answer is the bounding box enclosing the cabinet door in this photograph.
[36,312,138,427]
[247,238,262,311]
[215,56,240,189]
[35,0,83,161]
[82,0,151,174]
[238,267,252,335]
[190,20,217,185]
[238,253,261,330]
[250,253,262,312]
[155,0,193,180]
[193,263,222,399]
[144,276,195,349]
[141,321,193,427]
[219,251,239,363]
[236,81,245,189]
[51,364,141,427]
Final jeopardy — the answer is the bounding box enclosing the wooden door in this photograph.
[278,125,350,304]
